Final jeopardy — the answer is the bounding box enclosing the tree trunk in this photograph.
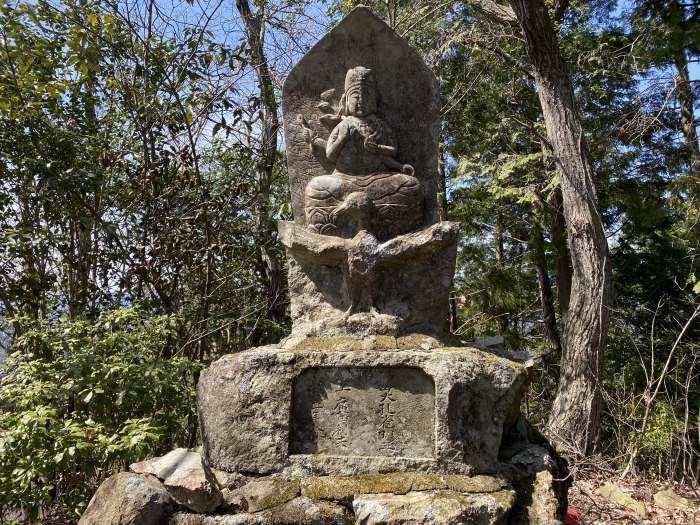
[494,213,504,268]
[439,142,459,332]
[674,44,700,180]
[493,213,509,333]
[509,0,612,456]
[235,0,285,337]
[438,141,449,222]
[549,187,572,319]
[530,210,562,356]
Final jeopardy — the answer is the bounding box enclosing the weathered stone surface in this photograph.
[280,220,459,339]
[352,489,515,525]
[79,472,174,525]
[508,445,559,475]
[281,333,450,352]
[283,6,440,233]
[163,461,222,514]
[300,473,414,502]
[299,473,510,504]
[279,6,457,341]
[653,488,691,511]
[525,471,562,525]
[597,482,647,517]
[290,366,434,458]
[471,336,505,351]
[211,468,250,490]
[497,417,570,524]
[131,448,200,481]
[298,65,424,241]
[131,448,222,513]
[444,475,508,494]
[198,345,527,476]
[170,497,353,525]
[220,489,247,513]
[225,478,300,512]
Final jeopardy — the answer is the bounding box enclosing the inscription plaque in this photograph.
[290,367,435,458]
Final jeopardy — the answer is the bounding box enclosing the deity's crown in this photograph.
[344,66,375,94]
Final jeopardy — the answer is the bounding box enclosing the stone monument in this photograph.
[79,7,569,525]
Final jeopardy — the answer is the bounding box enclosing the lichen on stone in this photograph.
[300,473,414,502]
[226,477,300,512]
[444,474,508,493]
[290,336,363,352]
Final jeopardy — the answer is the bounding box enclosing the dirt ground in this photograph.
[568,469,700,524]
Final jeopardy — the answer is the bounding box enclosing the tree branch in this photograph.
[552,0,571,23]
[469,0,518,26]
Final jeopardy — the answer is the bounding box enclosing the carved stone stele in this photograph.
[282,7,440,233]
[280,6,456,341]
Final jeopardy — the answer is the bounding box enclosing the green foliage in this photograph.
[0,0,296,355]
[0,307,201,520]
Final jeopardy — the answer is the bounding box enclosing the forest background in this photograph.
[0,0,698,522]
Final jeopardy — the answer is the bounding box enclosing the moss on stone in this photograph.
[441,345,527,369]
[300,472,414,502]
[597,482,647,517]
[291,336,362,352]
[490,488,517,510]
[444,474,508,493]
[361,335,398,350]
[263,497,352,524]
[408,473,447,491]
[396,334,443,350]
[230,477,300,512]
[300,472,515,505]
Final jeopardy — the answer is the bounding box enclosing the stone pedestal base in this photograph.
[80,340,569,525]
[197,341,528,477]
[79,447,568,525]
[171,472,516,525]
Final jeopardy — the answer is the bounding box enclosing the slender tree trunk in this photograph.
[549,188,572,319]
[509,0,612,456]
[494,213,504,268]
[439,141,458,331]
[493,213,509,333]
[235,0,284,338]
[530,210,562,355]
[438,141,449,222]
[674,48,700,180]
[667,0,700,181]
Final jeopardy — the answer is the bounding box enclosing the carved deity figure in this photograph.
[300,66,423,240]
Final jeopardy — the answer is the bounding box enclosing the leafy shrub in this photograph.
[0,307,202,522]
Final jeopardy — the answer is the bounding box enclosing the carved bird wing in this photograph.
[320,88,336,101]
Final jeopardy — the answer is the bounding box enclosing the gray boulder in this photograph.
[131,448,222,513]
[352,489,515,525]
[653,488,692,511]
[223,477,300,512]
[78,472,174,525]
[170,496,352,524]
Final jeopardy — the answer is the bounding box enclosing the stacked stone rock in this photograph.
[79,7,569,525]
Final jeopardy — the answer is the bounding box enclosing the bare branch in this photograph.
[468,0,518,26]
